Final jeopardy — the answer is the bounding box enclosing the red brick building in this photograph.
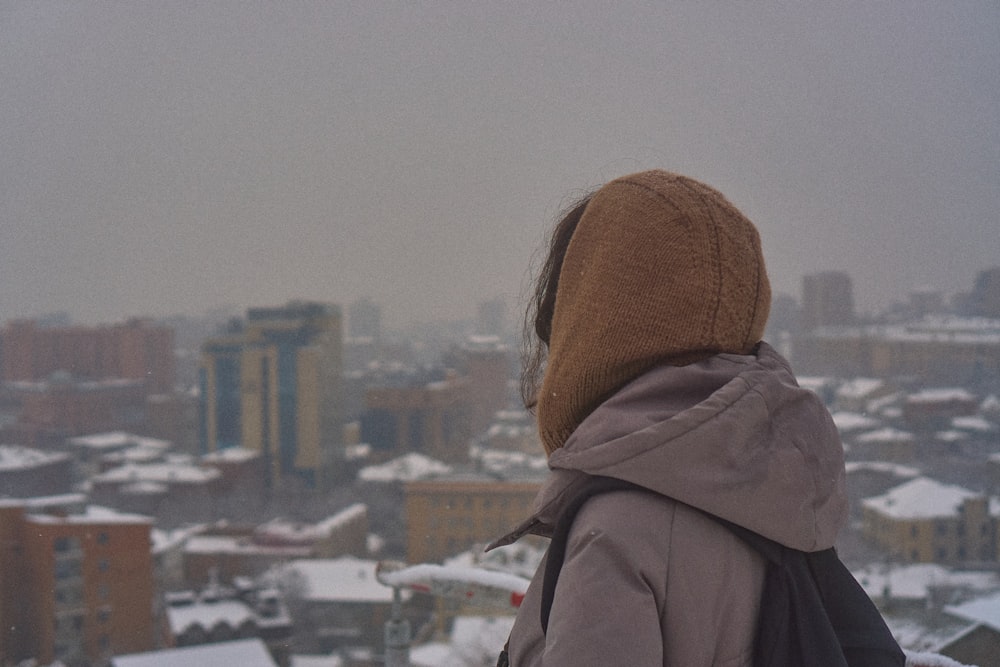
[1,318,175,394]
[0,502,155,666]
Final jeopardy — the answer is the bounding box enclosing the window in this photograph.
[96,532,110,545]
[54,536,80,553]
[97,559,110,573]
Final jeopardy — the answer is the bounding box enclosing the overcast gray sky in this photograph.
[2,2,997,328]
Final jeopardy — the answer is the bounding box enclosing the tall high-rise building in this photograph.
[801,271,855,331]
[347,297,382,342]
[199,301,343,489]
[476,297,507,337]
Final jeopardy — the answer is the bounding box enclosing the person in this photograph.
[487,170,848,666]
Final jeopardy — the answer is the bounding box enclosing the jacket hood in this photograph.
[491,343,847,552]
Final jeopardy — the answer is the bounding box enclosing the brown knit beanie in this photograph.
[537,170,771,454]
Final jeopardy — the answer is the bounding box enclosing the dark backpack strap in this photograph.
[806,549,905,667]
[540,476,649,633]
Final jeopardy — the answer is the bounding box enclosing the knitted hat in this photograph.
[537,170,771,454]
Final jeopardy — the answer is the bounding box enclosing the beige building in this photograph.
[200,301,343,489]
[794,316,1000,385]
[405,473,543,564]
[862,477,1000,564]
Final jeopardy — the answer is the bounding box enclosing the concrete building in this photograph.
[0,502,155,667]
[2,376,148,446]
[361,369,472,463]
[861,477,1000,565]
[0,444,74,498]
[199,301,344,489]
[461,336,512,438]
[793,316,1000,387]
[968,266,1000,318]
[182,504,368,586]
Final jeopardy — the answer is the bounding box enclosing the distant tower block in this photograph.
[200,301,344,489]
[801,271,855,331]
[348,297,382,342]
[970,266,1000,318]
[476,297,507,337]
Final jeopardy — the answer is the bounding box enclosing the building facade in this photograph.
[793,316,1000,387]
[0,503,155,667]
[199,301,343,489]
[405,474,543,564]
[862,477,1000,564]
[361,370,473,463]
[0,319,175,394]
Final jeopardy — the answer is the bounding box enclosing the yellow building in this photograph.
[405,473,543,564]
[200,301,343,489]
[862,477,1000,564]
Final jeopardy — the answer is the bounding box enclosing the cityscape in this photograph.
[0,266,998,666]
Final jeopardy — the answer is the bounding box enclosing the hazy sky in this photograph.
[2,2,997,328]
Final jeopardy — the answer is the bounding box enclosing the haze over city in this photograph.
[2,2,997,328]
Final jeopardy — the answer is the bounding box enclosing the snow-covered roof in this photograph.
[290,655,344,667]
[831,411,881,433]
[837,378,885,400]
[853,563,999,601]
[813,316,1000,345]
[254,504,366,545]
[183,535,312,558]
[68,431,171,451]
[907,388,978,405]
[845,461,921,478]
[28,504,152,525]
[795,376,834,395]
[856,427,914,443]
[314,503,366,532]
[0,444,70,471]
[281,557,395,603]
[202,446,259,463]
[167,598,254,635]
[951,416,996,432]
[945,590,1000,632]
[358,452,452,482]
[93,462,221,485]
[150,524,206,555]
[377,562,529,607]
[862,477,992,520]
[113,638,277,667]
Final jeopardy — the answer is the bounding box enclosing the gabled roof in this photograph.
[862,477,994,520]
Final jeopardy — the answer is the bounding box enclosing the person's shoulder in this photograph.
[570,487,680,542]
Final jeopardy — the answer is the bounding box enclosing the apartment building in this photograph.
[0,502,155,666]
[200,301,344,489]
[862,477,1000,564]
